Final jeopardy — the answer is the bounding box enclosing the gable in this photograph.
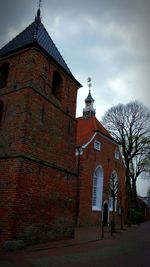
[76,116,115,147]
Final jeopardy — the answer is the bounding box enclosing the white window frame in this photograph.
[114,150,119,160]
[92,166,103,211]
[109,197,117,211]
[94,140,101,151]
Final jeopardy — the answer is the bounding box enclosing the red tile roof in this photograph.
[76,116,114,147]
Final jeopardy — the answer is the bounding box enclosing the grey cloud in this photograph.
[0,0,150,113]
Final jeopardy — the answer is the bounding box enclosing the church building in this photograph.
[0,8,81,245]
[0,6,126,247]
[76,79,126,227]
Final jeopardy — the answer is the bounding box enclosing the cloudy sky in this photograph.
[0,0,150,195]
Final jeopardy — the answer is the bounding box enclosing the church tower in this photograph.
[0,7,81,245]
[83,77,95,118]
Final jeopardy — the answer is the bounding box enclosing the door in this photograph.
[103,202,108,226]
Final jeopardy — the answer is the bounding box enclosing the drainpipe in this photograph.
[75,146,82,226]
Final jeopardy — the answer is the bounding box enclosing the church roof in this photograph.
[76,116,115,147]
[0,12,81,87]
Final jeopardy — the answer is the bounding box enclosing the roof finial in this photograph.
[87,77,92,93]
[35,0,42,21]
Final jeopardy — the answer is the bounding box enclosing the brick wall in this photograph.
[0,159,19,245]
[0,47,79,245]
[77,133,126,226]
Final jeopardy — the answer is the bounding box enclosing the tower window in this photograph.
[52,71,63,100]
[0,101,4,125]
[0,63,9,89]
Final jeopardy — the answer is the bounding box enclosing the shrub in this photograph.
[20,218,75,245]
[131,209,144,224]
[3,240,25,251]
[51,217,74,239]
[21,224,40,244]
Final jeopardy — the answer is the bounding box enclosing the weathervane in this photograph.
[38,0,42,9]
[87,77,92,92]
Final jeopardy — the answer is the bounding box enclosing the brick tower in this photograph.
[0,8,81,245]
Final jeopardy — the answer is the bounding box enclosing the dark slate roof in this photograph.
[0,13,82,87]
[85,90,94,103]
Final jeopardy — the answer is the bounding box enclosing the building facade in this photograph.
[0,9,81,245]
[76,84,126,227]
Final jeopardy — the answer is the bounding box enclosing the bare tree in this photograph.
[102,101,150,218]
[105,172,119,232]
[117,184,124,230]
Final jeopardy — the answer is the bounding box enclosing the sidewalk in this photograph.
[0,223,143,267]
[0,224,120,254]
[25,224,113,252]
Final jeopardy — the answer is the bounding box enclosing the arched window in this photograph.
[0,63,9,89]
[0,101,4,125]
[92,166,103,211]
[51,71,63,100]
[109,171,118,211]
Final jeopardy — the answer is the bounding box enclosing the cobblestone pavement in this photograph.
[0,221,150,267]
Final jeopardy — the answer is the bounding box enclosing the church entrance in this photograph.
[103,202,108,226]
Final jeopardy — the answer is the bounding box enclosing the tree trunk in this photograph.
[125,165,132,224]
[132,179,138,209]
[112,197,116,232]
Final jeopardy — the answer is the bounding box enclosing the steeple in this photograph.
[83,77,96,119]
[0,2,81,87]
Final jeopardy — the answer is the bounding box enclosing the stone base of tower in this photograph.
[0,157,77,247]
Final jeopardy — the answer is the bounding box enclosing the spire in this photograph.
[35,0,42,22]
[83,77,96,119]
[88,77,91,93]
